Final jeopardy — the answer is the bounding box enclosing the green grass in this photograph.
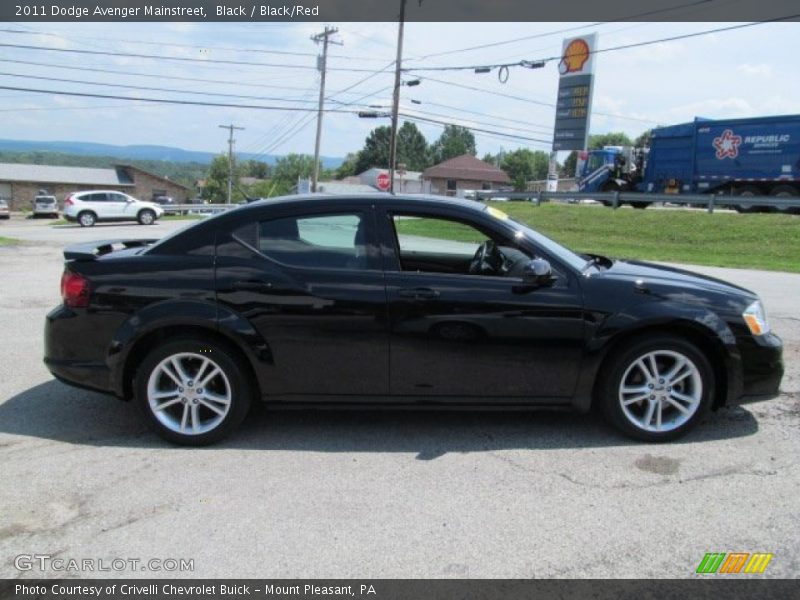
[0,236,21,246]
[396,203,800,272]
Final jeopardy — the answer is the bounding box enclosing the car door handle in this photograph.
[232,280,273,292]
[398,287,440,300]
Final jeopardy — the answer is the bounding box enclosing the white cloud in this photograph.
[737,63,773,77]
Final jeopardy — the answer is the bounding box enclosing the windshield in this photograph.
[482,205,588,272]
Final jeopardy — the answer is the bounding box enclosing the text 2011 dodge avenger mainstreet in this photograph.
[44,194,783,445]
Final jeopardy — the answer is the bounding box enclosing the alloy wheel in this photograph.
[618,349,702,433]
[146,352,232,435]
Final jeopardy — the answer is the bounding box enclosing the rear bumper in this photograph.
[44,305,116,396]
[731,332,783,404]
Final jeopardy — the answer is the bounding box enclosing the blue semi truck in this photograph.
[577,114,800,211]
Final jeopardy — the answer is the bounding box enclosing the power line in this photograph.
[409,100,553,133]
[0,42,383,73]
[405,17,798,74]
[400,106,553,137]
[0,84,365,114]
[0,27,392,62]
[399,113,552,144]
[410,73,660,125]
[0,58,320,93]
[0,71,325,104]
[407,0,719,61]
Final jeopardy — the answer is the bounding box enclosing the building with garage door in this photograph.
[0,163,190,210]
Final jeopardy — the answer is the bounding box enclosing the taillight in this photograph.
[64,196,74,206]
[60,270,90,308]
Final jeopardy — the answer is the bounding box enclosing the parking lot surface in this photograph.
[1,216,798,578]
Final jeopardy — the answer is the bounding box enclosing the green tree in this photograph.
[272,153,317,185]
[335,152,359,179]
[500,149,550,191]
[354,126,392,174]
[396,122,430,171]
[242,159,272,179]
[202,154,238,201]
[561,151,578,178]
[588,132,633,150]
[634,129,653,148]
[430,125,476,164]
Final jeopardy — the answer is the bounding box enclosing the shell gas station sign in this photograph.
[552,33,597,151]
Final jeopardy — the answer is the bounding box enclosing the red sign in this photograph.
[376,172,391,191]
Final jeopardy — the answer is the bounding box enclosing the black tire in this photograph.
[134,337,252,445]
[733,185,763,213]
[770,185,799,214]
[137,209,156,225]
[630,201,648,209]
[598,334,714,442]
[78,211,96,227]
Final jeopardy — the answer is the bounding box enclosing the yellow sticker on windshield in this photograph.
[486,206,509,221]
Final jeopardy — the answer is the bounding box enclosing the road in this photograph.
[0,216,798,579]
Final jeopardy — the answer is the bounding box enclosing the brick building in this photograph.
[0,163,191,210]
[422,154,511,196]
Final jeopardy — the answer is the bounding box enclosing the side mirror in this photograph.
[522,258,555,287]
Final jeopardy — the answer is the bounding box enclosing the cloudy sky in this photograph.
[1,20,798,160]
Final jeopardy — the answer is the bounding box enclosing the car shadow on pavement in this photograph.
[0,380,760,456]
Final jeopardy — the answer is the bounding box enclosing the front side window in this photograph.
[240,212,369,270]
[390,213,531,277]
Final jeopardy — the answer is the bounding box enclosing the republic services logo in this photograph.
[713,129,742,159]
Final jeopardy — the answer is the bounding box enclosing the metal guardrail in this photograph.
[161,203,238,215]
[473,190,800,213]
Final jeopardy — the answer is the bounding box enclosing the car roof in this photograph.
[243,193,487,212]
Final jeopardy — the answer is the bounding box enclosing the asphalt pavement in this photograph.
[0,215,798,579]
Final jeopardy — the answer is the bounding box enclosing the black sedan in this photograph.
[44,194,783,445]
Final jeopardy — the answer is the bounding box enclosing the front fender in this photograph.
[572,300,740,411]
[106,299,273,397]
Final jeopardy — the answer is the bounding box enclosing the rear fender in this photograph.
[107,299,272,397]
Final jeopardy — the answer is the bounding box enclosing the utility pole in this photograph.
[218,123,244,204]
[387,0,407,194]
[311,26,341,193]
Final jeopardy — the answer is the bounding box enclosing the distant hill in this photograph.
[0,139,343,168]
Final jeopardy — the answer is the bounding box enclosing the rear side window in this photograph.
[83,193,107,202]
[236,213,370,270]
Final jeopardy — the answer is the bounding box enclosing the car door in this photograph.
[378,204,585,401]
[215,203,390,399]
[82,192,109,218]
[106,192,132,219]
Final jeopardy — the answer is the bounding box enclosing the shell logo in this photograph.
[559,38,591,75]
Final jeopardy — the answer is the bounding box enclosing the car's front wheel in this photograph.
[137,209,156,225]
[599,335,713,442]
[135,338,252,445]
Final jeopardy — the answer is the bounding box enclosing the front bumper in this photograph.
[733,332,783,404]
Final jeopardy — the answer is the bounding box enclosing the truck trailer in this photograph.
[578,114,800,211]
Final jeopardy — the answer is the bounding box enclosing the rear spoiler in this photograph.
[63,239,157,261]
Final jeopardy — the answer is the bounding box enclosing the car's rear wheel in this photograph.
[137,209,156,225]
[134,338,251,445]
[599,335,713,442]
[78,211,96,227]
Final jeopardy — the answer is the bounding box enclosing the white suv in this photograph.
[63,190,164,227]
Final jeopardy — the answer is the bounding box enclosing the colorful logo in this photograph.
[713,129,743,159]
[558,38,591,75]
[696,552,773,574]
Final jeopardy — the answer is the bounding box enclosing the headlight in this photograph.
[743,300,770,336]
